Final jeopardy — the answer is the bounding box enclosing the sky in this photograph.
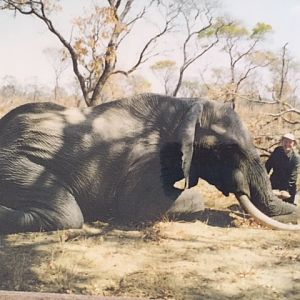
[0,0,300,92]
[223,0,300,55]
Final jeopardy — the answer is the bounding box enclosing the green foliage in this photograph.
[209,21,272,40]
[197,18,225,38]
[198,27,217,38]
[251,22,272,37]
[219,22,249,37]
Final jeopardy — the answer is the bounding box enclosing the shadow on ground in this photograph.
[176,208,239,227]
[1,208,299,300]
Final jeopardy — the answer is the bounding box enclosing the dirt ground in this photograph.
[0,181,299,300]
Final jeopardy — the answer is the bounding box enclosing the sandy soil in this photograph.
[0,182,299,300]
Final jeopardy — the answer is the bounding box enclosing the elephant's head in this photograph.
[176,99,300,230]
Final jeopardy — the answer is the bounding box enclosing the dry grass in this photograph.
[1,183,299,300]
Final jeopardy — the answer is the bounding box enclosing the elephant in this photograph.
[0,93,299,234]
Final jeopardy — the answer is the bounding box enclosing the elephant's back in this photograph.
[0,103,66,150]
[0,102,65,128]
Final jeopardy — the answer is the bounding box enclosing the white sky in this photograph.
[0,0,300,91]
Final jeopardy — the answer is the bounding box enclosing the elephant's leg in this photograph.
[117,152,205,222]
[130,187,205,222]
[117,180,205,223]
[166,188,205,215]
[0,190,84,234]
[0,205,42,234]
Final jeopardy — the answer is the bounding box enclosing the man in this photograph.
[265,133,300,204]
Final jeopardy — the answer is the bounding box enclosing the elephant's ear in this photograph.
[178,102,203,189]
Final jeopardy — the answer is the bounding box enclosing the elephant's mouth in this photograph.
[237,194,300,230]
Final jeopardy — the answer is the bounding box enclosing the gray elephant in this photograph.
[0,94,299,234]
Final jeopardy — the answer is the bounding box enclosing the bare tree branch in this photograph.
[278,42,289,101]
[1,0,173,106]
[172,6,223,97]
[113,10,178,76]
[269,108,300,117]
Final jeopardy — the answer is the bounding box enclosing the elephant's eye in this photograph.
[222,116,232,128]
[213,143,241,165]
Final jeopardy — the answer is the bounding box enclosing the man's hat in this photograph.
[282,133,296,142]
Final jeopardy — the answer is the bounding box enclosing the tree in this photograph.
[229,43,300,156]
[269,43,300,105]
[179,80,202,98]
[262,44,300,129]
[201,21,273,106]
[152,0,224,96]
[94,73,149,102]
[0,75,18,99]
[43,47,70,101]
[1,0,226,104]
[148,0,226,97]
[246,44,300,124]
[0,0,176,106]
[151,60,176,95]
[171,1,224,97]
[125,74,152,96]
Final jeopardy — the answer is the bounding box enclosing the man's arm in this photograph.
[265,148,277,173]
[287,153,300,199]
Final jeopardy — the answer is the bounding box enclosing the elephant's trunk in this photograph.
[237,195,300,230]
[233,158,300,230]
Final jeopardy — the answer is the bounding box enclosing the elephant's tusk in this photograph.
[237,195,300,231]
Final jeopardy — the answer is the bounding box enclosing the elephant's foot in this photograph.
[0,205,42,234]
[167,188,205,215]
[0,198,84,234]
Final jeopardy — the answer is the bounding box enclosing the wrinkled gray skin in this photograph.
[0,94,299,234]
